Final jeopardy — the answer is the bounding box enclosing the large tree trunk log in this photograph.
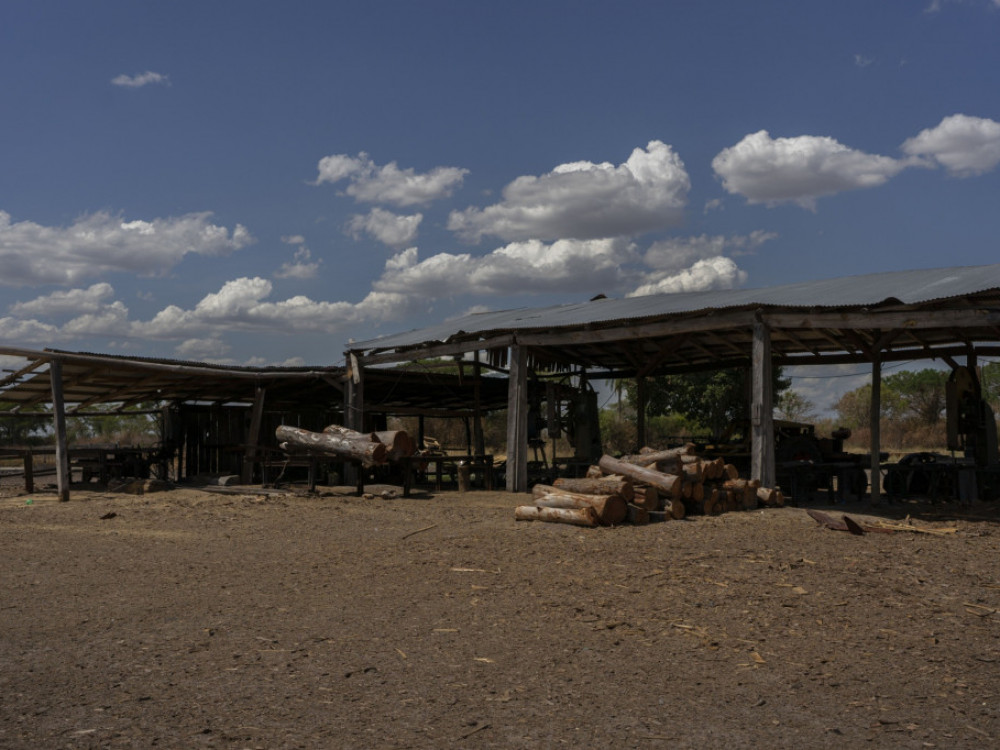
[323,424,378,441]
[373,430,415,460]
[552,475,634,502]
[598,455,682,499]
[514,505,598,527]
[531,485,628,526]
[277,425,387,465]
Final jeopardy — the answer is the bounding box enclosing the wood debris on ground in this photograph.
[515,443,784,527]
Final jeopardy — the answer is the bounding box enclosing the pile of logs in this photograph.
[515,443,784,528]
[275,424,415,465]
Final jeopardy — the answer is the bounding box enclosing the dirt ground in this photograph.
[2,479,1000,749]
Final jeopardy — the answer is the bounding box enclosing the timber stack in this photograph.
[275,424,415,466]
[515,442,784,527]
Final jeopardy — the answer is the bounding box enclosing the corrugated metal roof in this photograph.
[351,263,1000,352]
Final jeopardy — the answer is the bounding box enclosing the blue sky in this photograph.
[2,1,999,412]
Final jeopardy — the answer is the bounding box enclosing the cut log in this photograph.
[632,486,661,511]
[626,503,650,525]
[682,462,705,483]
[648,510,671,523]
[553,475,634,502]
[514,505,598,527]
[756,486,785,507]
[585,465,604,479]
[323,424,378,441]
[621,444,694,468]
[598,455,682,499]
[666,496,686,520]
[277,425,387,465]
[372,430,416,460]
[532,485,627,525]
[724,463,740,480]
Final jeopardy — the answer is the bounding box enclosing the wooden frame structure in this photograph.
[0,348,510,498]
[346,264,1000,494]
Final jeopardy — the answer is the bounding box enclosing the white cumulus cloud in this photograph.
[346,207,423,248]
[9,283,117,317]
[315,152,468,206]
[712,130,907,209]
[111,71,170,88]
[628,257,747,297]
[0,210,252,286]
[448,140,690,243]
[375,239,639,298]
[275,245,321,280]
[902,114,1000,177]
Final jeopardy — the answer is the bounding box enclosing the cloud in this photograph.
[131,277,412,339]
[447,140,690,243]
[628,256,747,297]
[0,210,252,286]
[373,231,762,300]
[374,240,640,297]
[902,114,1000,177]
[346,207,423,248]
[0,316,60,343]
[111,71,170,88]
[175,337,232,361]
[274,245,321,280]
[314,152,468,206]
[9,283,116,317]
[643,231,776,273]
[712,130,907,209]
[854,54,874,68]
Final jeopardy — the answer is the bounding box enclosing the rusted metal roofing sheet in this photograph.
[351,263,1000,352]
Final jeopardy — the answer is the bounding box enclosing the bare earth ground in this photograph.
[2,480,1000,749]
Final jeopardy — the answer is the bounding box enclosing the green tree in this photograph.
[882,369,948,425]
[624,367,790,440]
[0,401,48,446]
[775,389,816,422]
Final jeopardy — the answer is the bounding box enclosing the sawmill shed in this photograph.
[345,262,1000,497]
[0,347,509,499]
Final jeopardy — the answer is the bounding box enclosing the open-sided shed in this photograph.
[346,263,1000,496]
[0,347,510,498]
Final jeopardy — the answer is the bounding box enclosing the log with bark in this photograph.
[632,486,661,511]
[597,455,683,499]
[514,505,598,527]
[552,475,634,502]
[531,484,627,526]
[372,430,416,460]
[626,503,650,525]
[277,425,387,465]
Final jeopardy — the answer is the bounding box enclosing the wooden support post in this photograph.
[751,316,775,488]
[344,356,365,487]
[240,386,266,484]
[506,344,528,492]
[473,355,485,456]
[870,345,882,504]
[23,450,33,494]
[49,359,71,502]
[635,376,647,452]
